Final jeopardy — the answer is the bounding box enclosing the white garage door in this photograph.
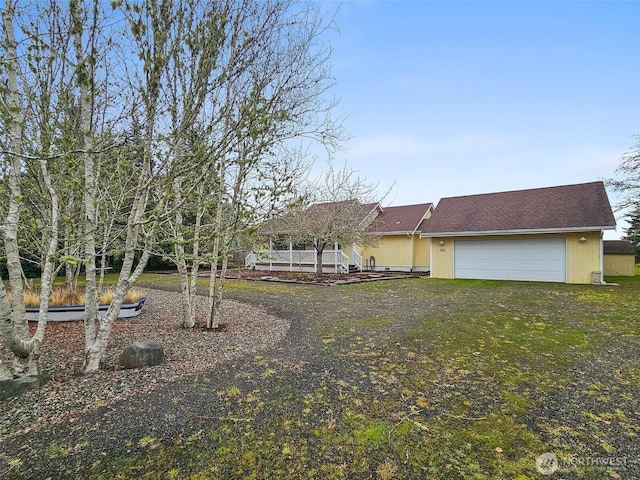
[454,237,566,282]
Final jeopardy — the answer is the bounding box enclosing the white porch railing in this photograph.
[245,252,257,269]
[246,249,352,274]
[353,250,363,272]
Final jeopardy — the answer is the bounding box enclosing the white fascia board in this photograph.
[369,231,415,236]
[419,225,616,238]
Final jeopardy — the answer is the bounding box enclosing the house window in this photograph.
[273,238,306,250]
[273,238,289,250]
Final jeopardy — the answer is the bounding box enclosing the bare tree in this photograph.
[280,163,388,274]
[607,135,640,213]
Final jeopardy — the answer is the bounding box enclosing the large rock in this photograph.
[0,375,47,401]
[118,341,164,369]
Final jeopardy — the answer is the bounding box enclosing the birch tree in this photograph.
[0,0,65,378]
[2,0,344,377]
[143,0,343,329]
[204,0,344,327]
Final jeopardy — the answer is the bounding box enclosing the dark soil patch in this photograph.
[225,268,424,285]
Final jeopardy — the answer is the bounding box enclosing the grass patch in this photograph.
[82,273,640,479]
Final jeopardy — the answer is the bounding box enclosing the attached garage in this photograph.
[454,237,566,282]
[420,182,617,284]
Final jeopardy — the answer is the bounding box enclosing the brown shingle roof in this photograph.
[420,181,616,236]
[368,203,433,234]
[603,240,636,255]
[305,200,380,221]
[259,200,381,235]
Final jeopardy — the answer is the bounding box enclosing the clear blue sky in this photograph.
[317,0,639,239]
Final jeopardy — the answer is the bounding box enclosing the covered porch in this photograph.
[245,240,363,274]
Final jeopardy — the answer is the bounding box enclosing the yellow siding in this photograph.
[362,235,411,269]
[413,236,431,270]
[604,254,636,276]
[565,231,601,283]
[430,237,455,278]
[358,234,430,271]
[430,231,605,284]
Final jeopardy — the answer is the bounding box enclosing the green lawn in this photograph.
[85,272,640,479]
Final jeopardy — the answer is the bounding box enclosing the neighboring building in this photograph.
[421,181,617,284]
[603,240,636,276]
[362,203,434,272]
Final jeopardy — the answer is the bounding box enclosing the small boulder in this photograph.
[118,341,164,370]
[0,375,46,401]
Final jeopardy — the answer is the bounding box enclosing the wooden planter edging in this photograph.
[26,297,147,322]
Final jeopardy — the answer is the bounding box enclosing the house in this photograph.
[362,203,433,272]
[247,201,433,273]
[247,200,380,273]
[420,181,617,284]
[603,240,636,276]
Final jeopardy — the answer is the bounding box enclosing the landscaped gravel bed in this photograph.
[0,288,289,442]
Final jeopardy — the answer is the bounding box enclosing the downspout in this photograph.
[599,231,605,284]
[407,233,414,272]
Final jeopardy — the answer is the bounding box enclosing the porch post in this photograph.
[334,241,338,273]
[289,238,293,272]
[314,239,317,273]
[269,237,273,270]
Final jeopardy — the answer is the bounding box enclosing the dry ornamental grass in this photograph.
[11,287,145,307]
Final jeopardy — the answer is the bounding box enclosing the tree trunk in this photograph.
[0,2,39,377]
[173,175,195,328]
[207,239,221,330]
[70,1,99,354]
[314,241,327,275]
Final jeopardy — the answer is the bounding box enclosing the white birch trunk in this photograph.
[173,175,195,328]
[70,2,99,353]
[32,158,61,344]
[0,2,38,376]
[207,233,222,330]
[187,192,205,327]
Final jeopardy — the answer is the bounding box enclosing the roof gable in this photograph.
[421,181,616,236]
[368,203,433,234]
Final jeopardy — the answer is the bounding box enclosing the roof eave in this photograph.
[419,225,617,238]
[369,230,416,236]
